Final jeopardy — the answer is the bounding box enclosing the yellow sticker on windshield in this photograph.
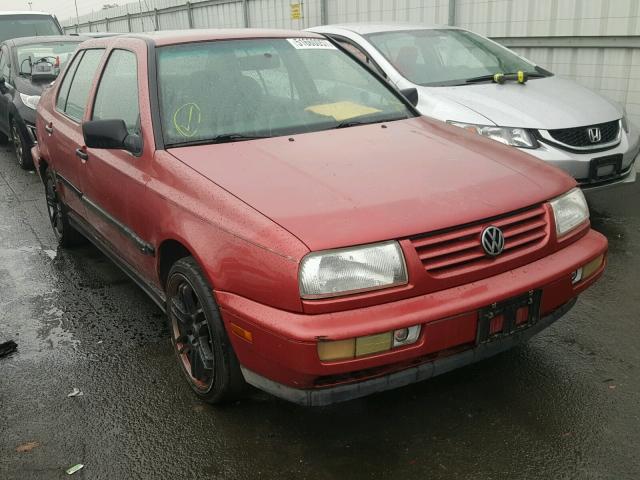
[173,103,201,138]
[305,101,380,122]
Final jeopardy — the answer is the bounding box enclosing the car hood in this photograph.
[422,76,622,130]
[169,117,575,251]
[14,75,53,96]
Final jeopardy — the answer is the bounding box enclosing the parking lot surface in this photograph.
[1,145,639,479]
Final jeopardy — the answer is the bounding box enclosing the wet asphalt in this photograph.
[0,143,639,480]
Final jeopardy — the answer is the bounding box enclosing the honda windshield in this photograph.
[366,29,551,87]
[157,38,414,147]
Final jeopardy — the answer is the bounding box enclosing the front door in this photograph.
[81,45,156,280]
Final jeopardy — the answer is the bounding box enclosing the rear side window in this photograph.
[92,50,140,135]
[61,49,104,121]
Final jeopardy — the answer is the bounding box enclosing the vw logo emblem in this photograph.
[481,226,505,257]
[587,127,602,143]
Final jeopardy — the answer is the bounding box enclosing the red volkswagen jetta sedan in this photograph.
[32,30,607,406]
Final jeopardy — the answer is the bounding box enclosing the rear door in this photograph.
[46,48,105,216]
[82,43,157,279]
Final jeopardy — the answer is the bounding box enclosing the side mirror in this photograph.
[83,119,142,155]
[400,87,419,107]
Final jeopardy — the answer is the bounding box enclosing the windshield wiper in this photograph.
[465,71,547,84]
[209,133,269,144]
[333,113,409,129]
[166,133,270,148]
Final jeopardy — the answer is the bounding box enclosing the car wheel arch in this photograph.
[157,238,199,290]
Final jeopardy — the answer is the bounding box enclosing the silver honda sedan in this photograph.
[309,23,639,191]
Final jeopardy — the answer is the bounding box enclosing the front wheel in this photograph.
[11,118,33,170]
[167,257,245,404]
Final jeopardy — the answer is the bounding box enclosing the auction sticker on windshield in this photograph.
[287,38,336,49]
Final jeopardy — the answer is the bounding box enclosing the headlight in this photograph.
[299,240,408,299]
[19,93,41,110]
[550,188,589,237]
[447,121,538,148]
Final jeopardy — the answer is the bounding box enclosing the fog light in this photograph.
[355,332,392,357]
[394,328,409,343]
[393,325,421,347]
[572,255,604,285]
[582,254,604,280]
[571,268,583,284]
[318,338,355,361]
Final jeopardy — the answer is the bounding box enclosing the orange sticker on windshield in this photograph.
[173,103,201,138]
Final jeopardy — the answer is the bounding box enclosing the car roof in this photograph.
[80,28,325,48]
[6,35,87,47]
[0,11,55,16]
[309,22,456,35]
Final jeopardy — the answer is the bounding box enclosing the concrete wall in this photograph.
[62,0,640,125]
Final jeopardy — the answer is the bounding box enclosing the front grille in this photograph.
[547,120,619,147]
[411,205,548,277]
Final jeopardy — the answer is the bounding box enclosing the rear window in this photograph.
[16,42,81,76]
[0,15,62,43]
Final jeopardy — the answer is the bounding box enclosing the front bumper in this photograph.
[217,229,607,405]
[242,298,576,406]
[523,128,639,191]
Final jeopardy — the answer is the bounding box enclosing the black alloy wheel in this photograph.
[11,119,33,170]
[167,257,245,403]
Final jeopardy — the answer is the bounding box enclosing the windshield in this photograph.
[0,15,62,43]
[366,29,550,86]
[17,42,81,76]
[157,38,413,146]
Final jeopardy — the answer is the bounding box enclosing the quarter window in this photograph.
[55,51,82,112]
[92,50,140,135]
[62,49,104,121]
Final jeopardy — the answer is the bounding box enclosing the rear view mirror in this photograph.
[83,119,142,155]
[400,87,419,107]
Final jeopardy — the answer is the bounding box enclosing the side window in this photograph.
[92,50,139,134]
[63,49,104,121]
[56,51,83,112]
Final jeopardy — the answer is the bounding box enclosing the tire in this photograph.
[166,257,245,404]
[11,118,33,170]
[44,170,85,247]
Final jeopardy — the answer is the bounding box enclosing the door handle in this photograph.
[75,147,89,161]
[45,122,53,134]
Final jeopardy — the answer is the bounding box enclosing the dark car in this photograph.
[0,35,85,169]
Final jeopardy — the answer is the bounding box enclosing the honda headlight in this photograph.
[19,93,41,110]
[447,121,538,148]
[299,241,408,299]
[550,188,589,237]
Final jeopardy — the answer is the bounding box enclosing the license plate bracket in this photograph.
[476,290,542,344]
